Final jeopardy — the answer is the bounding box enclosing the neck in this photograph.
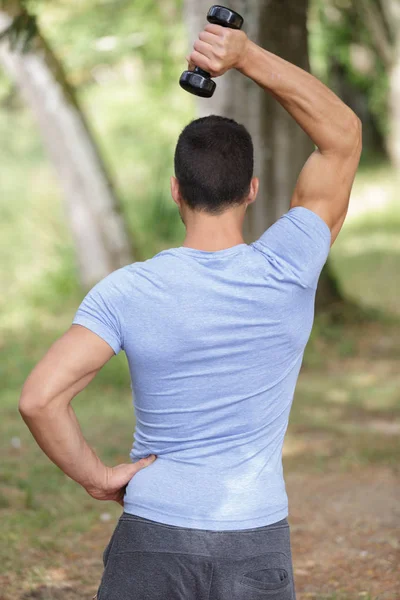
[181,209,246,251]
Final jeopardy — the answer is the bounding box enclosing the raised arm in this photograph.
[187,24,362,246]
[236,40,361,245]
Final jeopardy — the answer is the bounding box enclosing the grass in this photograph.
[329,160,400,317]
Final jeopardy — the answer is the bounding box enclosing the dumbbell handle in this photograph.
[193,67,213,79]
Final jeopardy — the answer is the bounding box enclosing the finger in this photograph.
[188,49,212,74]
[115,480,126,502]
[193,39,215,61]
[185,55,195,71]
[204,23,225,36]
[198,30,220,45]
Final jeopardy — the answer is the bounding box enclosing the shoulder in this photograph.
[254,206,331,247]
[251,207,331,290]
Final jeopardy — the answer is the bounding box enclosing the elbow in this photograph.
[19,392,49,419]
[341,112,362,155]
[349,112,362,144]
[19,397,37,419]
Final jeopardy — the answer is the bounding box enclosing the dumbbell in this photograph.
[179,5,244,98]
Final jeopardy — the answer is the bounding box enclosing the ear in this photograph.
[247,177,259,205]
[170,176,181,207]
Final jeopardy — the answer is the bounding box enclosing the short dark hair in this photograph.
[174,115,254,215]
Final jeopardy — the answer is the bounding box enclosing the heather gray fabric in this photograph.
[96,513,296,600]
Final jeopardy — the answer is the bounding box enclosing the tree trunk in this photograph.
[0,1,133,287]
[183,0,342,308]
[353,0,400,168]
[387,25,400,169]
[388,52,400,169]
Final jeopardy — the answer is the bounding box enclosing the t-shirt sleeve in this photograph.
[251,206,332,289]
[72,269,125,355]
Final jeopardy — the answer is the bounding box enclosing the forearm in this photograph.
[237,40,359,153]
[19,396,106,491]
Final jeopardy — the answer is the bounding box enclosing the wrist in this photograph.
[82,458,109,493]
[235,39,257,74]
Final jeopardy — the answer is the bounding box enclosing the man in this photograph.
[19,19,361,600]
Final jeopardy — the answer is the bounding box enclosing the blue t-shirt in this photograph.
[72,206,331,530]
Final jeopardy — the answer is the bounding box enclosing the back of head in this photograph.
[174,115,254,215]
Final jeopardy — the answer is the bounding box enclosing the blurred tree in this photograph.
[309,0,386,159]
[312,0,399,167]
[183,0,344,309]
[0,0,133,287]
[353,0,400,168]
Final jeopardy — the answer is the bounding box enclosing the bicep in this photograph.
[20,325,115,407]
[290,135,362,246]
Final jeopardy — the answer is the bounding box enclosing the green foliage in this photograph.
[0,0,192,333]
[33,0,185,91]
[330,173,400,318]
[0,0,393,325]
[309,0,389,151]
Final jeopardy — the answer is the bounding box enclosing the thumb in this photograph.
[137,454,157,469]
[112,456,157,487]
[126,455,157,476]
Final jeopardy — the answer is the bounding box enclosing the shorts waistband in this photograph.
[120,511,289,533]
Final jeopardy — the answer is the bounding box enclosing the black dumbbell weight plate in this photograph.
[207,5,244,29]
[179,70,216,98]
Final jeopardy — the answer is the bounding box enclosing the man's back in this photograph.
[73,206,331,529]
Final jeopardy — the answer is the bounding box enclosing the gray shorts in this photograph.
[95,512,296,600]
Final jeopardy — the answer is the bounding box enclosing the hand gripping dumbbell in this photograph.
[179,5,244,98]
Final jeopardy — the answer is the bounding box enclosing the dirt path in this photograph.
[7,465,397,600]
[288,466,400,599]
